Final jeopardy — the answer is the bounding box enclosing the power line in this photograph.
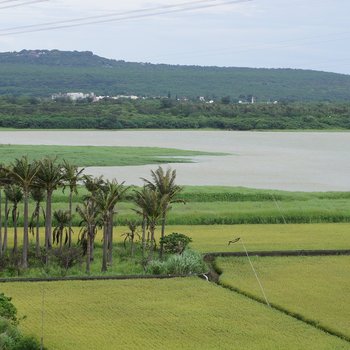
[0,0,253,35]
[0,0,47,9]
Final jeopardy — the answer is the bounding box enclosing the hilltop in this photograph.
[1,49,350,101]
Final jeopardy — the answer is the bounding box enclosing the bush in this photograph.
[0,293,18,325]
[51,246,83,271]
[160,232,192,254]
[146,250,207,275]
[13,336,42,350]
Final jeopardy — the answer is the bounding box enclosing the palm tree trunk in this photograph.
[131,237,135,258]
[159,212,166,259]
[3,196,8,255]
[59,230,63,252]
[86,225,91,274]
[35,209,40,257]
[45,191,52,265]
[90,230,94,261]
[68,190,73,247]
[141,216,146,258]
[45,191,52,249]
[0,189,2,258]
[22,191,29,268]
[101,222,108,272]
[148,222,155,260]
[13,208,18,255]
[108,211,114,265]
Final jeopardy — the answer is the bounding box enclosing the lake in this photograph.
[1,130,349,191]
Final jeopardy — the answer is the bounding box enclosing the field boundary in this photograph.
[0,273,200,283]
[204,249,350,259]
[205,253,350,344]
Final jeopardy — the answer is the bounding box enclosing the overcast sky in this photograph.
[0,0,349,74]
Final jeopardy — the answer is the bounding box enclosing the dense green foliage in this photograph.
[0,293,42,350]
[159,232,192,254]
[0,96,350,129]
[1,50,350,101]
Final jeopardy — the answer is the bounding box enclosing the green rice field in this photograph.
[216,256,350,339]
[1,278,350,350]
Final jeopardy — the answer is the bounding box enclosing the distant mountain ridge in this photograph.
[1,49,350,101]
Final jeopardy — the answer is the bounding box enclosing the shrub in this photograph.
[0,293,18,325]
[146,250,207,275]
[160,232,192,254]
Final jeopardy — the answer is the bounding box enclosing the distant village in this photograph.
[51,92,278,104]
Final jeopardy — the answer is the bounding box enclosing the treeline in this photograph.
[0,97,350,130]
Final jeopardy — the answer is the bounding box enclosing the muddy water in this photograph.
[1,130,349,191]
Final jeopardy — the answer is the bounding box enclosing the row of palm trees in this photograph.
[0,157,183,273]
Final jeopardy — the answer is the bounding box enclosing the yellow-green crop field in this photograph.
[1,278,350,350]
[11,222,350,252]
[217,256,350,340]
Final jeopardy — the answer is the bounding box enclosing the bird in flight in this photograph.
[228,237,240,245]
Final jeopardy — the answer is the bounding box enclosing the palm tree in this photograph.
[53,210,70,252]
[104,180,127,265]
[4,185,23,255]
[121,221,140,258]
[35,157,64,261]
[133,187,148,258]
[142,167,184,259]
[6,157,38,268]
[30,187,45,257]
[62,160,84,248]
[134,187,168,260]
[94,180,127,272]
[76,200,101,273]
[0,165,12,257]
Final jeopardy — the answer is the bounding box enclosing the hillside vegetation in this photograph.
[1,49,350,101]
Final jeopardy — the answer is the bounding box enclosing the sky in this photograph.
[0,0,349,75]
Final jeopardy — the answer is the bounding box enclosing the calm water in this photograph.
[1,130,350,191]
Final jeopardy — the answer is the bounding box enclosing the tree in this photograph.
[52,209,71,252]
[4,185,23,255]
[29,187,45,257]
[142,167,184,259]
[121,221,140,258]
[94,180,127,272]
[76,200,101,273]
[6,157,38,268]
[62,160,84,247]
[35,158,64,262]
[134,187,168,260]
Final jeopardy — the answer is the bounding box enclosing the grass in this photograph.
[216,256,350,339]
[0,144,223,166]
[1,278,350,349]
[4,185,350,226]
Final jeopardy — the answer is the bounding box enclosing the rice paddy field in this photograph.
[216,256,350,340]
[1,278,350,350]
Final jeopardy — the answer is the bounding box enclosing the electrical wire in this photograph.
[0,0,47,9]
[0,0,252,35]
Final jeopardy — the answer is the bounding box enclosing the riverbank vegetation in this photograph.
[1,97,350,130]
[0,145,221,166]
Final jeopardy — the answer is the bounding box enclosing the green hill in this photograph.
[1,49,350,101]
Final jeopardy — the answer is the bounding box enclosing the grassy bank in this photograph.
[0,144,223,166]
[1,278,349,350]
[216,256,350,340]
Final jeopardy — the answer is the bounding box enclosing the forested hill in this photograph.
[1,49,350,101]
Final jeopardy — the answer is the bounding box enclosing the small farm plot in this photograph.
[1,278,350,350]
[216,256,350,340]
[183,223,350,253]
